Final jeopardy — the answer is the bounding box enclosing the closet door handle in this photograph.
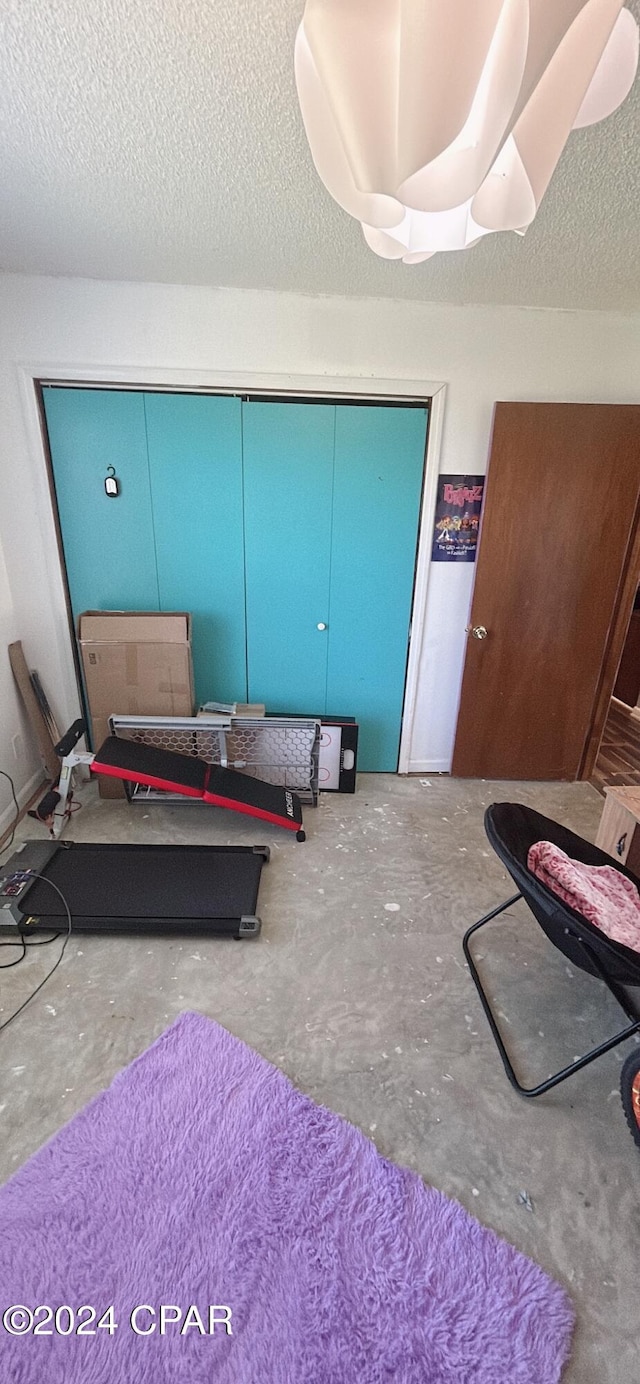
[317,622,327,631]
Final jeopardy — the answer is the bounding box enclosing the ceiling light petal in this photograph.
[398,0,530,214]
[573,6,640,126]
[294,23,404,229]
[361,223,410,259]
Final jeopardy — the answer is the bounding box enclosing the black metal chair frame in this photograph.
[464,804,640,1098]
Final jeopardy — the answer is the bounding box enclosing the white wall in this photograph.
[0,271,638,822]
[0,538,43,832]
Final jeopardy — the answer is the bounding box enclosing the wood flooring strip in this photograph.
[591,697,640,794]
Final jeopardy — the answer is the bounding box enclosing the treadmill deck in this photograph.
[0,841,269,939]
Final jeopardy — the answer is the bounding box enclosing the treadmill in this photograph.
[0,839,269,940]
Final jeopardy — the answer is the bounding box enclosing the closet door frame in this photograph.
[27,367,446,773]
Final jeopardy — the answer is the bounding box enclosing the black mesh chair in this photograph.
[463,803,640,1097]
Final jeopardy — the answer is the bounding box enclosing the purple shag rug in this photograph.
[0,1012,573,1383]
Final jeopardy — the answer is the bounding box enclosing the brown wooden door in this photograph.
[452,403,640,780]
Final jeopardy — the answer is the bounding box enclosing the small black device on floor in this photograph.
[0,840,269,939]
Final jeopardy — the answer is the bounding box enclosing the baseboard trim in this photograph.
[406,759,451,774]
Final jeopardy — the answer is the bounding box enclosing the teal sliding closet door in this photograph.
[327,406,427,770]
[144,393,246,706]
[242,402,336,712]
[242,400,427,771]
[43,387,160,619]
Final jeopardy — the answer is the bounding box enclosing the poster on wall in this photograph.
[431,474,485,563]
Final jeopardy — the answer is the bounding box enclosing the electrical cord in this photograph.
[0,769,72,1026]
[0,768,21,861]
[0,939,25,969]
[0,931,62,969]
[0,766,27,969]
[0,874,72,1037]
[1,767,62,970]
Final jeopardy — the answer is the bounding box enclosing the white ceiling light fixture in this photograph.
[294,0,639,263]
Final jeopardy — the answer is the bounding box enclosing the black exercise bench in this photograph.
[31,721,306,841]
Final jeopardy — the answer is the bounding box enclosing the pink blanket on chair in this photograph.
[527,841,640,953]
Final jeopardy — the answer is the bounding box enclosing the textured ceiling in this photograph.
[0,0,639,309]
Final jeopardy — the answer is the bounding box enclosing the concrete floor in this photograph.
[1,775,639,1382]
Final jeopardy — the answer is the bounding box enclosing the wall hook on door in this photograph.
[104,465,120,497]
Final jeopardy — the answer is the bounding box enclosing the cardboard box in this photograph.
[89,714,124,798]
[78,612,194,798]
[595,786,640,877]
[199,702,266,718]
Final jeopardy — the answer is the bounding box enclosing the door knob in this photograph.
[317,622,327,631]
[466,625,488,640]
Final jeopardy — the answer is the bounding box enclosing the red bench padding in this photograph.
[204,766,302,831]
[91,737,207,798]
